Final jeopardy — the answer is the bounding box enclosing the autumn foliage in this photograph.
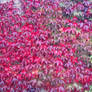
[0,0,92,92]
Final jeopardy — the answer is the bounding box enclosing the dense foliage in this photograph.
[0,0,92,92]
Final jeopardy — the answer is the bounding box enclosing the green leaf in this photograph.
[85,90,88,92]
[90,38,92,42]
[90,56,92,59]
[89,18,92,21]
[89,85,92,92]
[76,28,81,33]
[73,11,82,16]
[59,3,65,7]
[90,55,92,63]
[90,9,92,13]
